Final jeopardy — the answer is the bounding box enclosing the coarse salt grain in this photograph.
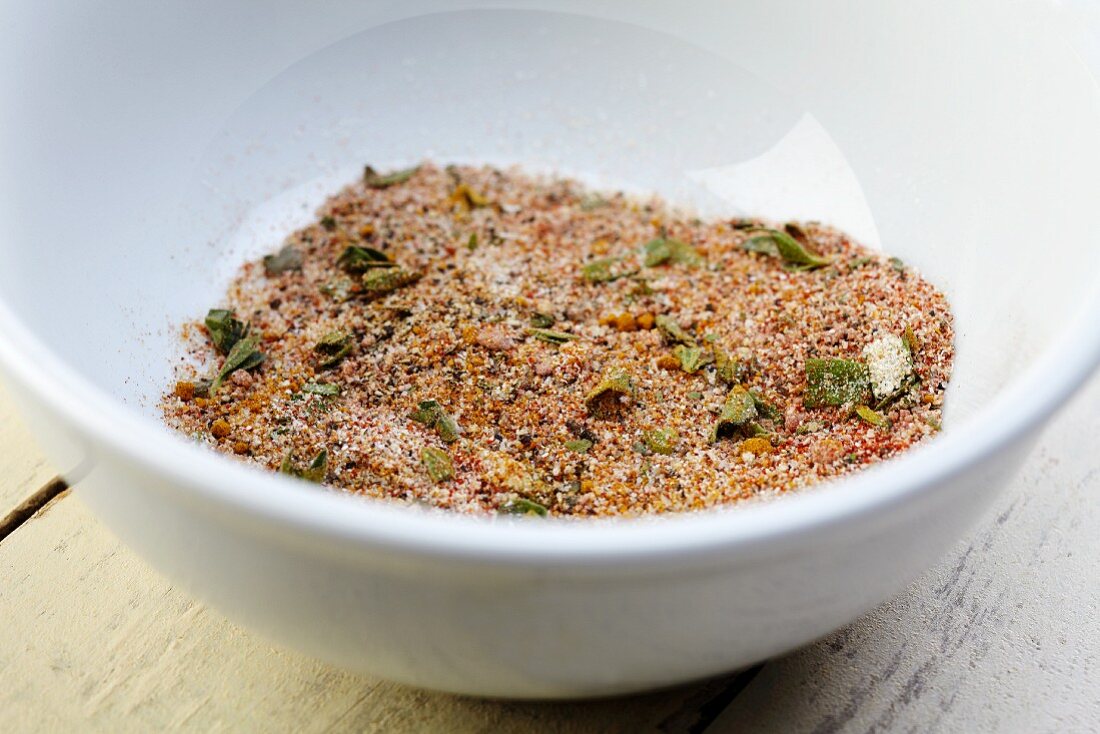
[161,162,954,518]
[862,333,913,400]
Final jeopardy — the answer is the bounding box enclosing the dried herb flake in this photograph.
[582,257,636,284]
[714,348,740,384]
[449,183,490,209]
[902,325,920,356]
[644,237,704,268]
[585,370,635,419]
[263,245,303,276]
[211,334,264,393]
[530,313,555,329]
[804,358,872,408]
[337,245,396,272]
[644,428,679,455]
[855,405,889,427]
[710,385,758,443]
[279,450,328,483]
[421,447,454,482]
[674,344,712,373]
[314,331,353,369]
[743,229,831,271]
[749,389,782,421]
[360,267,422,299]
[499,498,548,517]
[303,382,341,397]
[527,328,577,346]
[655,315,696,347]
[204,309,249,355]
[564,438,593,454]
[364,165,419,189]
[410,399,462,443]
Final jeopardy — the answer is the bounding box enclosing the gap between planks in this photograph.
[0,476,69,544]
[0,479,768,733]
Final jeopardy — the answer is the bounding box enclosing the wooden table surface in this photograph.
[1,374,1098,733]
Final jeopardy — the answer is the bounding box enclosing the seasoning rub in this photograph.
[162,163,954,517]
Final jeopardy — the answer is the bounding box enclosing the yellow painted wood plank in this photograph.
[0,382,56,518]
[0,493,718,733]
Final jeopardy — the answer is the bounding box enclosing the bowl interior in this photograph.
[2,2,1099,485]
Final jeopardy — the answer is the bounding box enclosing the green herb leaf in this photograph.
[902,325,920,356]
[527,327,577,345]
[211,334,264,393]
[337,245,396,272]
[673,344,712,373]
[687,390,704,400]
[585,370,635,419]
[582,257,635,284]
[655,315,696,347]
[855,405,889,427]
[796,420,826,435]
[710,385,758,442]
[421,446,454,482]
[466,233,479,251]
[204,309,249,355]
[748,389,782,421]
[303,382,341,397]
[784,222,809,240]
[804,358,872,408]
[731,218,762,230]
[303,450,328,482]
[360,267,422,299]
[364,164,419,189]
[579,194,609,211]
[314,331,353,369]
[409,399,442,426]
[263,245,304,276]
[643,237,704,268]
[320,215,337,232]
[743,229,831,270]
[874,373,922,411]
[410,399,462,443]
[529,313,555,329]
[279,449,328,483]
[499,498,548,517]
[889,256,906,272]
[435,412,461,443]
[714,348,740,385]
[564,438,593,453]
[743,421,772,438]
[449,183,490,209]
[644,427,679,455]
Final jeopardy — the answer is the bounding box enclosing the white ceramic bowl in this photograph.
[2,1,1100,698]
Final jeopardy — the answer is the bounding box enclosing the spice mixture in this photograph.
[161,163,954,517]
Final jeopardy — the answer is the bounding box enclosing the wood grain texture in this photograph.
[0,491,727,734]
[1,376,1098,733]
[0,382,55,520]
[710,374,1100,734]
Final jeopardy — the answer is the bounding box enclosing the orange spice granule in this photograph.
[161,163,954,518]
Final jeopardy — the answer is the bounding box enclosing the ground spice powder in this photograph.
[161,163,954,517]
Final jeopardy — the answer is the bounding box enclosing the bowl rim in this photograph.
[1,276,1099,567]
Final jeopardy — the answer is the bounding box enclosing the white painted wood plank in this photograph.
[0,491,719,733]
[709,374,1100,733]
